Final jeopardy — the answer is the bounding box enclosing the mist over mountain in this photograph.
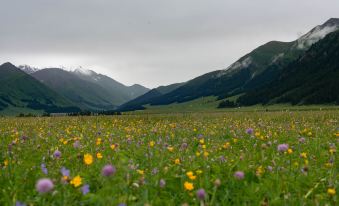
[119,18,339,111]
[1,18,338,115]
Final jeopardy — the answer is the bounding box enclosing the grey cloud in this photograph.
[0,0,339,87]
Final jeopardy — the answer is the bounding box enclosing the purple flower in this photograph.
[196,188,207,200]
[267,166,273,172]
[152,167,159,175]
[277,144,289,152]
[159,179,166,188]
[36,178,54,193]
[81,184,90,195]
[60,167,70,177]
[234,171,245,180]
[246,128,254,135]
[101,164,116,177]
[219,155,226,163]
[73,140,80,148]
[53,150,61,158]
[15,201,26,206]
[118,204,127,206]
[299,137,305,143]
[41,164,48,175]
[180,142,188,150]
[21,135,28,141]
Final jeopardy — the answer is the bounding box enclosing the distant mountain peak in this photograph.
[18,65,40,74]
[1,62,16,68]
[323,18,339,27]
[73,67,96,76]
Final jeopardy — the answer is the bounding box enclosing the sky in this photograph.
[0,0,339,88]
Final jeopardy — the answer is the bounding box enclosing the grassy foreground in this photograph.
[0,111,338,205]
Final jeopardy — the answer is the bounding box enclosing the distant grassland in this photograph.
[128,96,339,114]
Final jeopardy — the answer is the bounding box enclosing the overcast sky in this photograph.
[0,0,338,88]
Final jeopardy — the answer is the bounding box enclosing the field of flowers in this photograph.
[0,111,338,205]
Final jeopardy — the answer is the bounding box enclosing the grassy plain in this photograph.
[0,110,338,205]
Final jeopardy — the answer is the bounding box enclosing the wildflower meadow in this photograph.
[0,111,338,205]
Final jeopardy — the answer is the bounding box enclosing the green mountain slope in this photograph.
[32,68,120,110]
[0,63,80,113]
[237,30,339,105]
[118,82,184,111]
[120,18,339,111]
[73,69,149,105]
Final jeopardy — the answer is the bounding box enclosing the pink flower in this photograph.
[234,171,245,180]
[36,178,54,193]
[277,144,289,152]
[101,164,116,177]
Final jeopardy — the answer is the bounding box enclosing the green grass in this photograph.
[0,111,338,205]
[0,106,44,116]
[128,96,339,114]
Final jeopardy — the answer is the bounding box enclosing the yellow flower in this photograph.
[287,149,293,154]
[196,152,201,157]
[96,138,102,145]
[327,188,336,196]
[186,171,194,177]
[203,151,209,157]
[3,159,8,167]
[174,158,181,165]
[256,165,265,177]
[149,141,155,147]
[84,154,93,165]
[196,169,203,175]
[137,169,144,175]
[223,142,230,149]
[199,139,204,144]
[300,152,307,158]
[184,181,194,191]
[186,171,197,180]
[96,152,103,159]
[70,175,82,187]
[167,146,174,152]
[329,148,336,154]
[110,144,116,150]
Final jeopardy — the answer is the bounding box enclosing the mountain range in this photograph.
[0,64,149,114]
[118,18,339,111]
[1,18,338,115]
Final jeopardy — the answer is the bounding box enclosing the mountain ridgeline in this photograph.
[1,18,338,115]
[0,64,149,114]
[119,18,339,111]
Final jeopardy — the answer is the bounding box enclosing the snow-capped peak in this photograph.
[296,21,339,50]
[18,65,40,74]
[73,67,95,76]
